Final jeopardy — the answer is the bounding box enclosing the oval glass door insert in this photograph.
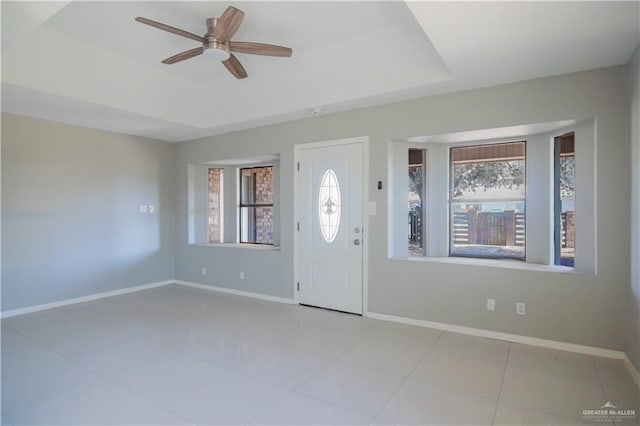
[318,169,341,243]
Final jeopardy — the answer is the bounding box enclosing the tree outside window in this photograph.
[450,142,526,260]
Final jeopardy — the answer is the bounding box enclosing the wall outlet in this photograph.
[201,267,207,276]
[148,205,155,214]
[139,205,147,213]
[239,271,245,280]
[516,302,526,316]
[486,298,496,312]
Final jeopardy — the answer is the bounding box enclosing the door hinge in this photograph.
[297,282,300,291]
[297,222,300,231]
[297,162,300,171]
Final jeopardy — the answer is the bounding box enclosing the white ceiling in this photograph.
[1,1,639,142]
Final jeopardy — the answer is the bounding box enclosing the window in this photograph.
[450,141,526,260]
[408,149,426,256]
[389,120,594,270]
[189,155,280,247]
[207,168,224,243]
[239,166,274,244]
[554,133,575,267]
[318,169,341,243]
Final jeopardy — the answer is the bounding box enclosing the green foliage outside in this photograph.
[409,156,574,200]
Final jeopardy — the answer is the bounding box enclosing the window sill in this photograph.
[394,256,582,273]
[195,243,280,251]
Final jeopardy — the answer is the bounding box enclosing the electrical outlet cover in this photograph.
[487,298,496,311]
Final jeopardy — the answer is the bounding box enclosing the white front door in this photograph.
[297,141,364,314]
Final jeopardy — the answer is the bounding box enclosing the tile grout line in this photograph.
[492,348,618,424]
[270,391,379,424]
[239,315,376,422]
[491,341,512,425]
[5,290,336,425]
[7,295,402,424]
[16,288,627,425]
[283,322,404,421]
[590,356,624,426]
[286,325,372,393]
[147,315,352,402]
[241,387,294,425]
[245,324,379,424]
[124,303,350,423]
[142,301,365,398]
[4,310,198,425]
[591,355,611,403]
[369,329,446,423]
[288,341,362,393]
[6,290,258,423]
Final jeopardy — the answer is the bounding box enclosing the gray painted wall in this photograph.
[1,114,176,311]
[628,45,640,371]
[175,66,630,351]
[0,64,634,356]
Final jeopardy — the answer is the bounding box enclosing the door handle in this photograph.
[354,239,361,245]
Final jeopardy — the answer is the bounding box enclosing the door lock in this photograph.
[354,239,361,245]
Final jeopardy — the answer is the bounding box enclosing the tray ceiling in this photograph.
[2,1,638,142]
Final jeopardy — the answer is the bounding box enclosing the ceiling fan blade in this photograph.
[222,54,247,79]
[230,41,292,57]
[213,6,244,41]
[135,17,204,43]
[162,47,203,64]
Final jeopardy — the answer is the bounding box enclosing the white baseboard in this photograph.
[1,280,173,319]
[0,279,293,319]
[367,311,627,360]
[175,280,295,305]
[623,353,640,390]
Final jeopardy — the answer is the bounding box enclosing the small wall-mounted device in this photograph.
[377,181,383,190]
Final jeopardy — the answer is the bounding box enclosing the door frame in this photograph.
[293,136,370,315]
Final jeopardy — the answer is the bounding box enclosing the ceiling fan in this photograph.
[135,6,292,79]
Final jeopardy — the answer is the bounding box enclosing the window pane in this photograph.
[555,134,575,267]
[452,160,525,200]
[208,168,223,243]
[239,166,274,245]
[241,167,273,205]
[408,149,425,256]
[450,202,525,259]
[318,169,341,243]
[450,142,526,260]
[240,206,273,244]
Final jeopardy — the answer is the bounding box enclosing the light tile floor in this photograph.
[1,285,638,425]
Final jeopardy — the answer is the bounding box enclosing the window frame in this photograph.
[238,165,274,245]
[448,141,527,261]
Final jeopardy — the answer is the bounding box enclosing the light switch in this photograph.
[148,205,155,214]
[139,205,147,213]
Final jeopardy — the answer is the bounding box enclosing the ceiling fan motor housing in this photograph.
[204,18,230,60]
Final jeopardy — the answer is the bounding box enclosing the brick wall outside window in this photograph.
[208,168,223,243]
